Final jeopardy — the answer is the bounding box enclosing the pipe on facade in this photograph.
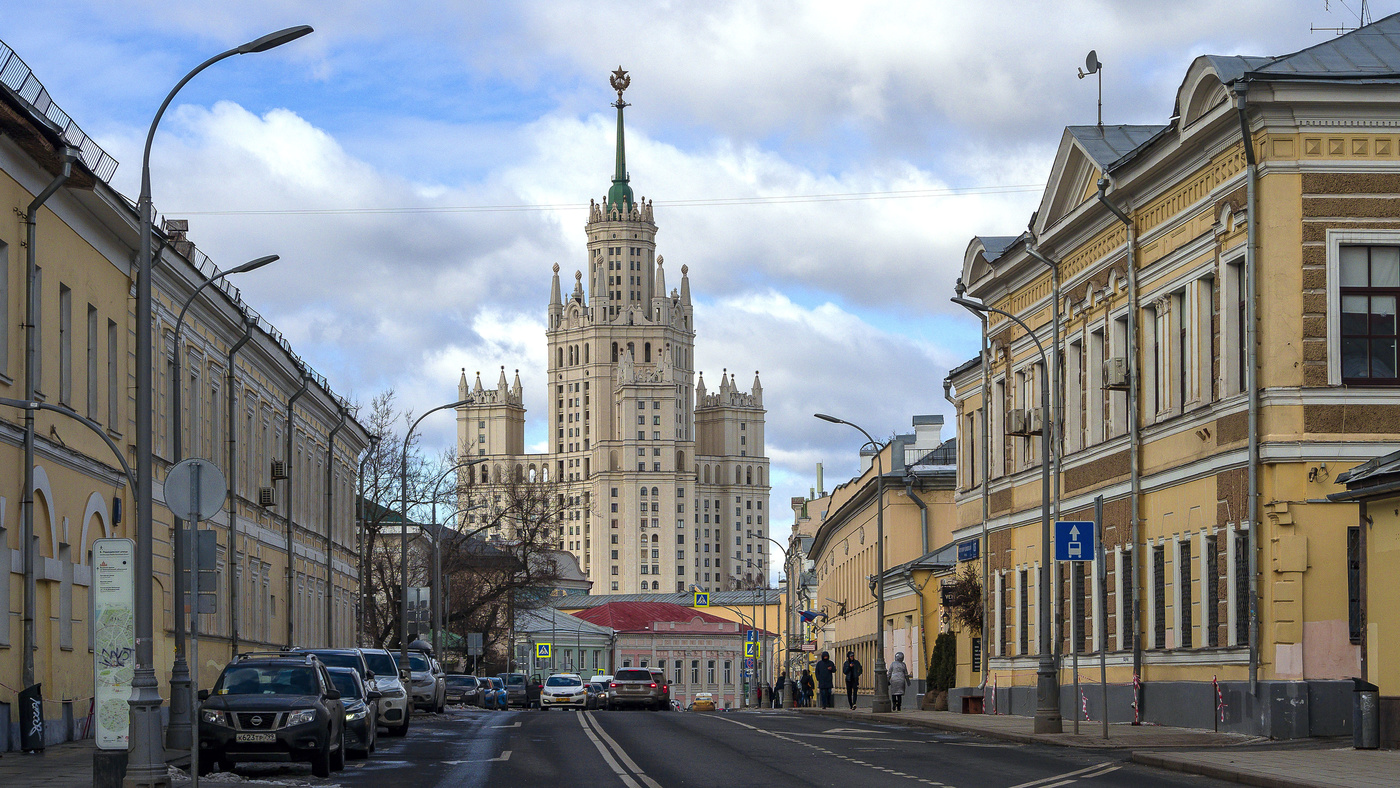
[1026,243,1063,658]
[226,310,254,655]
[284,370,311,647]
[905,475,929,556]
[1095,178,1143,693]
[355,438,379,646]
[325,407,347,647]
[1234,85,1261,695]
[21,146,77,691]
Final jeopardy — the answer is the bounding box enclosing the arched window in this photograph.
[651,487,659,496]
[735,466,742,484]
[758,467,764,486]
[644,342,652,362]
[704,465,710,484]
[480,465,489,484]
[651,533,659,543]
[612,343,619,362]
[746,466,753,485]
[584,343,590,363]
[627,342,635,359]
[640,487,648,496]
[557,347,564,368]
[651,581,659,590]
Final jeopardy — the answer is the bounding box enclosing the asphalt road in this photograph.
[230,707,1241,788]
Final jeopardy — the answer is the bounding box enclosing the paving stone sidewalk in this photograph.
[1131,748,1400,788]
[0,738,101,788]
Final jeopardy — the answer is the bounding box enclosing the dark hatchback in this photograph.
[198,652,346,778]
[445,674,478,705]
[328,666,380,759]
[496,672,541,709]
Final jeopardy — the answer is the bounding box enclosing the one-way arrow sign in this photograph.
[1055,520,1095,562]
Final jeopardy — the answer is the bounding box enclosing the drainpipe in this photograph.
[226,310,254,656]
[326,407,347,646]
[22,146,78,693]
[953,288,993,686]
[1026,242,1063,657]
[905,474,929,556]
[284,369,311,647]
[1096,178,1143,697]
[1235,84,1261,695]
[902,568,930,694]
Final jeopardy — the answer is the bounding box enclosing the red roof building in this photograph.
[570,601,774,709]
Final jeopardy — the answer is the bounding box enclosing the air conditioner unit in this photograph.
[1103,357,1130,390]
[258,487,277,508]
[1006,409,1031,436]
[270,458,288,481]
[1026,407,1044,433]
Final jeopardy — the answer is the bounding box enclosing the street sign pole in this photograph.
[1096,495,1108,739]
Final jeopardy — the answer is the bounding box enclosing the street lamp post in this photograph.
[814,413,892,713]
[131,26,311,788]
[952,283,1062,734]
[355,437,380,647]
[427,459,488,656]
[759,535,792,706]
[399,399,471,674]
[166,254,276,750]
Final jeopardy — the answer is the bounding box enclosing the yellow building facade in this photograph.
[0,40,366,748]
[947,20,1400,737]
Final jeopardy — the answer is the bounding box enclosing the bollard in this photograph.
[1353,677,1380,749]
[93,749,128,788]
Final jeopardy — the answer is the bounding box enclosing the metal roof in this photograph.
[1251,13,1400,79]
[570,601,739,633]
[1067,125,1170,170]
[515,606,615,637]
[551,589,782,609]
[976,235,1020,262]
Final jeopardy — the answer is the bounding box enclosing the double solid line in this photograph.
[577,710,663,788]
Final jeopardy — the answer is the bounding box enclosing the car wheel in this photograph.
[311,744,332,779]
[330,733,347,772]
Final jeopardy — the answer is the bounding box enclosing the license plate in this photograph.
[235,733,276,743]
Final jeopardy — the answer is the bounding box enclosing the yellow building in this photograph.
[804,417,956,701]
[0,39,367,748]
[945,18,1400,737]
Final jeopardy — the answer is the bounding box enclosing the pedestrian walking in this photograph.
[814,652,837,709]
[888,652,909,711]
[842,651,863,710]
[800,669,815,707]
[774,672,787,708]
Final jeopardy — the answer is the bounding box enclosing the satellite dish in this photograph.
[1086,50,1101,74]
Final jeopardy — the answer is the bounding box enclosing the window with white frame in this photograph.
[1340,244,1400,383]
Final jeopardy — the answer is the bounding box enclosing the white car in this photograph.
[539,673,589,710]
[359,648,412,736]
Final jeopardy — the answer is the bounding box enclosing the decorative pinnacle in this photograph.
[681,264,688,275]
[553,262,560,273]
[610,66,631,108]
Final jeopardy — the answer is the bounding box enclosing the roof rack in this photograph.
[233,650,319,664]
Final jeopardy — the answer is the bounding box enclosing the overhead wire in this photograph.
[168,183,1043,216]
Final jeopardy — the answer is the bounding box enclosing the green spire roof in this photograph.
[607,67,634,212]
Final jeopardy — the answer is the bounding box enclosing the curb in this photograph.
[1128,752,1335,788]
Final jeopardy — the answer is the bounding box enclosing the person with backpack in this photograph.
[814,652,837,708]
[842,651,863,709]
[800,669,816,707]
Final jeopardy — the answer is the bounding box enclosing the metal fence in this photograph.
[0,39,119,183]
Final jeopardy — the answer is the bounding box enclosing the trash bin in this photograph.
[962,695,984,715]
[1353,677,1380,749]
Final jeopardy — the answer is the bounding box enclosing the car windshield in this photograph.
[306,652,361,673]
[491,678,505,688]
[328,671,363,700]
[447,676,475,687]
[361,651,399,677]
[615,669,652,681]
[408,653,430,671]
[216,665,319,696]
[478,678,492,688]
[546,676,581,687]
[501,674,525,685]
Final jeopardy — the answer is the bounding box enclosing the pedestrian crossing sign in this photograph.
[693,591,709,607]
[745,642,757,657]
[536,642,551,659]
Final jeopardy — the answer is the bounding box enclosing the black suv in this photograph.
[198,651,346,778]
[496,672,541,709]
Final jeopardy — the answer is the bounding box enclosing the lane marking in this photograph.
[787,732,923,743]
[576,712,642,788]
[492,722,521,728]
[1007,762,1116,788]
[1073,765,1121,781]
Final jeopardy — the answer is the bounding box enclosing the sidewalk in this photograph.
[1131,748,1400,788]
[0,738,99,788]
[796,706,1266,749]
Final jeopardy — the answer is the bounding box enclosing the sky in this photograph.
[0,0,1373,572]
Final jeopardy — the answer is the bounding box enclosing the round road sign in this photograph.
[165,458,227,521]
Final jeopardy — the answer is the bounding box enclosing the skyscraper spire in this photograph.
[607,67,634,211]
[654,255,667,298]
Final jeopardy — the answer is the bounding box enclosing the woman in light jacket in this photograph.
[888,652,910,711]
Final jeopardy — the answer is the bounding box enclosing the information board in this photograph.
[92,538,135,750]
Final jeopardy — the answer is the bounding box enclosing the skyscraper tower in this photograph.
[458,70,770,594]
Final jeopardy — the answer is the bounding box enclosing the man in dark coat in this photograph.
[813,651,837,708]
[842,651,863,709]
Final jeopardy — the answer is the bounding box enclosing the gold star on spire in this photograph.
[610,66,631,106]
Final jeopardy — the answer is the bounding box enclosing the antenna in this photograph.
[1312,0,1371,35]
[1077,50,1103,129]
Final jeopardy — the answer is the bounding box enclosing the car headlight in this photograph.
[285,709,318,727]
[346,708,367,721]
[201,710,230,727]
[383,688,406,698]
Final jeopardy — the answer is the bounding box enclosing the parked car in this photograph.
[476,677,501,710]
[327,666,379,759]
[197,651,345,778]
[358,648,411,736]
[606,667,670,710]
[294,648,378,720]
[407,650,446,713]
[496,672,540,709]
[540,674,588,710]
[689,692,716,711]
[445,674,479,705]
[586,682,608,710]
[488,676,509,709]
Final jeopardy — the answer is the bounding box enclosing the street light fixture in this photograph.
[427,459,488,656]
[166,254,277,751]
[814,412,892,714]
[399,399,471,675]
[951,283,1062,734]
[132,26,311,787]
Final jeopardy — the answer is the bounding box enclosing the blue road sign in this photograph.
[746,629,757,642]
[1055,521,1095,562]
[693,591,709,608]
[957,539,980,562]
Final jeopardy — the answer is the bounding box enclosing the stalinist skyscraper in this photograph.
[457,70,771,595]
